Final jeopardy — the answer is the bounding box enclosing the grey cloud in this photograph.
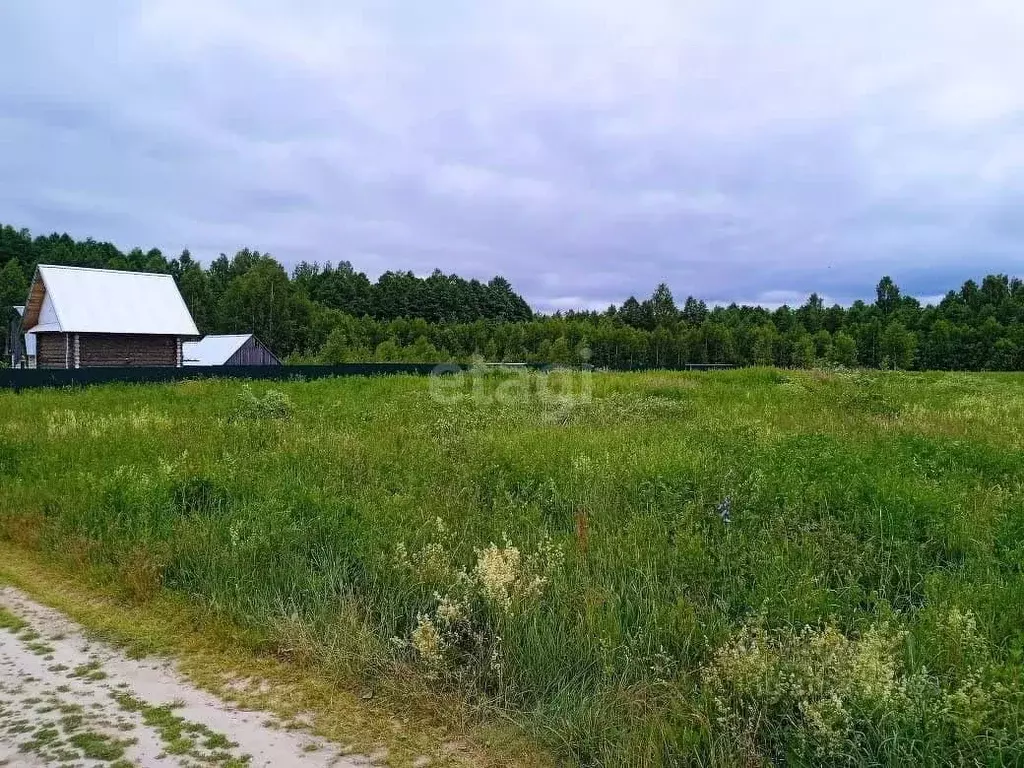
[1,0,1023,313]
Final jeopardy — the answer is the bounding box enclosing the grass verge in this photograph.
[0,542,550,768]
[4,370,1024,764]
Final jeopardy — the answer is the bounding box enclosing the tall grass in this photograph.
[3,368,1024,765]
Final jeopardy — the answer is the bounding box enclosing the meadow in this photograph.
[2,368,1024,766]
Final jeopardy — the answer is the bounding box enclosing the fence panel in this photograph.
[0,364,453,391]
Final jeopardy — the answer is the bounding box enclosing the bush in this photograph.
[702,616,1009,763]
[231,385,293,421]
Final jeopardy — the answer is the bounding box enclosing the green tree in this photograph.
[173,251,214,333]
[619,296,651,330]
[682,296,708,326]
[991,338,1020,371]
[650,325,674,368]
[797,293,825,333]
[830,332,858,367]
[880,321,916,369]
[318,325,373,363]
[875,276,901,316]
[812,329,832,361]
[788,331,816,368]
[0,259,28,364]
[547,336,575,365]
[0,258,27,308]
[408,335,444,363]
[649,283,678,327]
[374,339,403,361]
[217,256,303,355]
[750,324,780,366]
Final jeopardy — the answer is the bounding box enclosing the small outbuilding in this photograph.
[21,265,199,368]
[7,306,21,367]
[182,334,281,366]
[7,306,36,368]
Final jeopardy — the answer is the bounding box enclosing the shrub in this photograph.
[230,385,293,421]
[702,615,1010,763]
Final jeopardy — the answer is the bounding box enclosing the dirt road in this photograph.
[0,586,375,767]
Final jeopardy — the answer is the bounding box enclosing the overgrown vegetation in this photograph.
[3,369,1024,765]
[230,386,294,422]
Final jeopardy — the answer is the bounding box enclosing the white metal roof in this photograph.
[24,265,199,336]
[26,322,58,333]
[182,334,253,366]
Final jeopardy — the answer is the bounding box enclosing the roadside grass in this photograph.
[0,545,548,768]
[67,730,133,761]
[2,369,1024,765]
[0,605,28,632]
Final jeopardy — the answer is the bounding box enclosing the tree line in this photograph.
[3,222,1024,370]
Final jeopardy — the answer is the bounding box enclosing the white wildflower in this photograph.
[474,540,521,611]
[411,614,444,667]
[435,593,467,626]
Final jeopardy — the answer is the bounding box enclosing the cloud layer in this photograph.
[2,1,1023,311]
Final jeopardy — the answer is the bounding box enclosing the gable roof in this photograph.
[22,265,199,336]
[182,334,255,365]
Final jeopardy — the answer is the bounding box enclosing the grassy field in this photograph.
[2,368,1024,766]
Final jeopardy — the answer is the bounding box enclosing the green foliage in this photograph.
[4,371,1024,765]
[0,257,27,308]
[788,330,816,368]
[649,282,677,326]
[68,731,131,761]
[880,321,916,370]
[703,615,1008,763]
[1,258,28,364]
[217,255,309,354]
[831,331,858,366]
[750,324,779,366]
[875,275,902,315]
[230,385,293,421]
[173,250,215,334]
[0,605,29,631]
[4,221,1024,370]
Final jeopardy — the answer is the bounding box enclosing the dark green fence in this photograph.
[0,362,740,391]
[0,363,461,391]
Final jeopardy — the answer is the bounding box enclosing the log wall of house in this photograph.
[36,333,70,369]
[35,333,181,368]
[78,334,179,367]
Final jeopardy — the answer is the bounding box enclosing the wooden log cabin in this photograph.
[20,265,200,369]
[182,334,281,366]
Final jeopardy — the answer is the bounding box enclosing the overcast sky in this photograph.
[1,1,1022,311]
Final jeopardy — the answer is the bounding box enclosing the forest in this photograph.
[3,222,1024,370]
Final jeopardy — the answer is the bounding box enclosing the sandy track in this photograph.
[0,586,376,767]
